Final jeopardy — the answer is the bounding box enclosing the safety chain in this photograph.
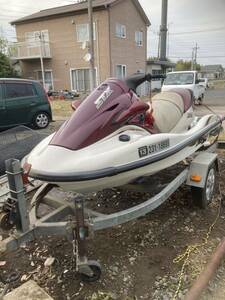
[172,183,223,300]
[71,228,79,272]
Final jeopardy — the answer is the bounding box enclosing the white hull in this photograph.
[25,113,221,193]
[54,143,200,193]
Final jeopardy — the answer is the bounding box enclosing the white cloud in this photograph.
[0,0,224,66]
[140,0,225,66]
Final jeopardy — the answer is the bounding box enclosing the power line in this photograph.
[170,27,225,35]
[169,55,225,59]
[150,26,225,36]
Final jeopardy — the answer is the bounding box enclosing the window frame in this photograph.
[76,23,96,43]
[36,69,54,90]
[25,30,49,47]
[116,64,127,79]
[115,23,126,39]
[135,31,143,47]
[70,67,98,92]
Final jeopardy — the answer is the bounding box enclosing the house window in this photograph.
[152,69,163,81]
[135,31,143,46]
[116,65,126,79]
[116,23,126,38]
[37,70,53,90]
[25,30,50,57]
[25,30,49,46]
[71,68,97,92]
[76,23,96,42]
[152,69,163,75]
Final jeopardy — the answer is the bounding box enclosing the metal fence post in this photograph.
[5,159,30,232]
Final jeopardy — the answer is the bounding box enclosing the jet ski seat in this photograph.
[151,89,192,133]
[169,88,193,112]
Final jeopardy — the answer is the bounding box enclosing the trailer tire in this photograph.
[191,164,216,209]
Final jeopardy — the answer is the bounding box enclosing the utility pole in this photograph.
[191,43,200,70]
[88,0,95,91]
[157,31,161,58]
[159,0,168,62]
[191,48,195,70]
[39,33,46,90]
[194,43,200,70]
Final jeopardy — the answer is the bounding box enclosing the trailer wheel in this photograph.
[79,260,102,282]
[191,164,216,209]
[0,212,15,231]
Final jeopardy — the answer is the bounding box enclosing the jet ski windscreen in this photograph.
[50,79,135,150]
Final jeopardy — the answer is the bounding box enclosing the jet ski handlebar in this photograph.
[125,73,165,92]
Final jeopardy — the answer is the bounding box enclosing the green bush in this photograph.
[0,52,17,78]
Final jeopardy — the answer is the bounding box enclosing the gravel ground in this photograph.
[0,150,225,300]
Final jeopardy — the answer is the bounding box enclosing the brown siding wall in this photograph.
[15,10,111,91]
[109,0,147,77]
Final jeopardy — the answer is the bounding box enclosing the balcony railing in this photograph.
[9,41,51,60]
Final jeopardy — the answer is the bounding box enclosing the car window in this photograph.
[5,83,36,99]
[164,73,194,85]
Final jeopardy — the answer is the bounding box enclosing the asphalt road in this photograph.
[204,88,225,106]
[195,88,225,119]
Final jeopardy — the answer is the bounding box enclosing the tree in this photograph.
[0,37,17,77]
[0,37,8,54]
[0,52,16,77]
[175,60,201,71]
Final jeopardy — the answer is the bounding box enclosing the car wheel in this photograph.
[198,96,203,105]
[33,112,50,129]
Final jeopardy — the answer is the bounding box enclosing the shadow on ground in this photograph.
[0,126,47,175]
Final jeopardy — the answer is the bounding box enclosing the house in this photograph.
[200,65,224,80]
[9,0,150,93]
[146,59,175,91]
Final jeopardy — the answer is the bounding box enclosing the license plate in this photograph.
[138,139,170,158]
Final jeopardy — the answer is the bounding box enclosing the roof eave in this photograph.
[11,5,107,25]
[132,0,151,26]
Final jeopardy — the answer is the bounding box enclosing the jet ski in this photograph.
[23,73,223,193]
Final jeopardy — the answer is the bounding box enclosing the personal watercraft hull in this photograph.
[25,114,222,193]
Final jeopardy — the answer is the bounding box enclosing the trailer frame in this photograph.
[0,145,219,281]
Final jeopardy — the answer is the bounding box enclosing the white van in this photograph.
[162,71,205,104]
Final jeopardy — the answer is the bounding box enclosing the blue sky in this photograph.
[0,0,225,66]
